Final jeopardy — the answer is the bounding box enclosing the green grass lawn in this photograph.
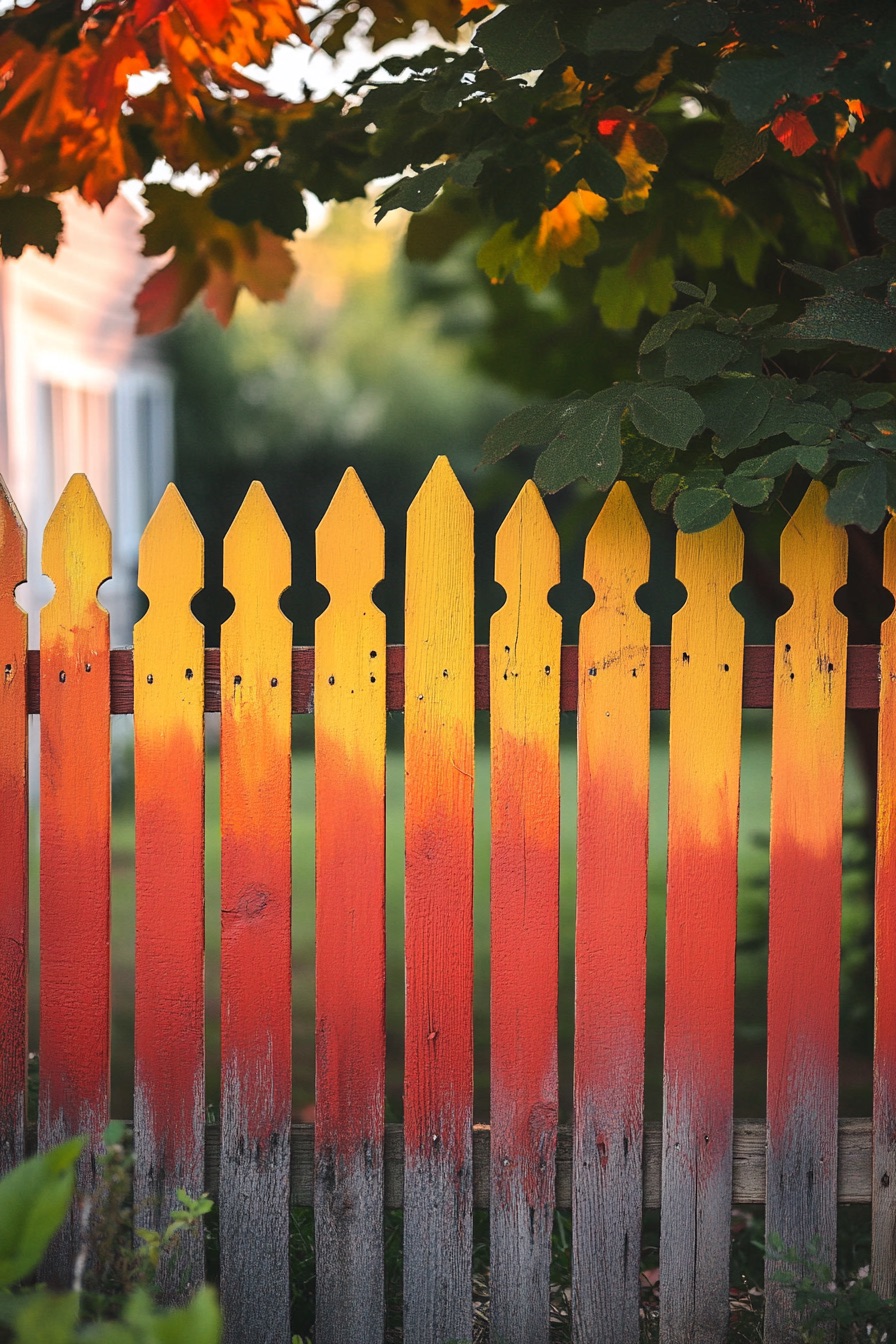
[28,712,873,1123]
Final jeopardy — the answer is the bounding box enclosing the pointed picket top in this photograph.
[0,474,26,602]
[884,513,896,618]
[137,484,204,628]
[316,467,384,608]
[42,475,111,625]
[223,481,291,625]
[583,481,649,616]
[780,480,847,606]
[494,479,560,619]
[408,454,471,528]
[675,508,744,600]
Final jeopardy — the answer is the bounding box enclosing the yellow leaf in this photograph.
[635,45,676,94]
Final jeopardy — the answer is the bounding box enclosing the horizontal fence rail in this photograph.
[1,463,894,1344]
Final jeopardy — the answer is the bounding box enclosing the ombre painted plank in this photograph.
[315,468,386,1344]
[661,513,744,1344]
[219,484,292,1344]
[875,515,896,1295]
[766,483,847,1342]
[573,483,650,1344]
[490,482,561,1344]
[0,476,27,1174]
[133,486,205,1303]
[404,458,475,1344]
[39,474,111,1281]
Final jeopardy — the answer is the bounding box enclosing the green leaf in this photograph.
[740,304,779,327]
[481,396,587,464]
[725,474,774,506]
[826,462,888,532]
[789,292,896,352]
[652,472,683,511]
[673,486,733,532]
[875,208,896,243]
[549,142,626,203]
[375,164,451,220]
[714,121,768,183]
[122,1286,222,1344]
[0,1139,83,1287]
[672,281,705,300]
[0,195,64,259]
[630,385,704,449]
[476,3,563,77]
[711,47,838,128]
[730,445,799,478]
[210,169,307,237]
[594,256,676,330]
[694,375,772,455]
[5,1289,80,1344]
[854,389,894,409]
[797,445,829,473]
[639,304,703,355]
[534,394,625,492]
[586,0,667,52]
[664,329,743,382]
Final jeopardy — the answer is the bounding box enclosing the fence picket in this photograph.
[133,485,205,1302]
[661,512,744,1344]
[875,514,896,1294]
[315,468,386,1344]
[490,481,561,1344]
[573,483,650,1344]
[39,474,112,1281]
[404,457,475,1344]
[765,482,847,1341]
[0,475,27,1174]
[219,483,292,1344]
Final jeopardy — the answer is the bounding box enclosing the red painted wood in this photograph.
[0,477,27,1174]
[38,476,111,1283]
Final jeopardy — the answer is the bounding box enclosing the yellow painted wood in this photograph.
[490,480,561,1344]
[404,456,475,1344]
[574,481,650,1344]
[134,484,204,746]
[314,467,386,1344]
[766,481,847,1342]
[219,481,293,1344]
[42,474,112,664]
[662,510,744,1344]
[0,473,27,1174]
[133,484,206,1300]
[874,514,896,1294]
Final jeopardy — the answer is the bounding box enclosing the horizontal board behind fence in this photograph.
[22,644,885,712]
[186,1122,876,1208]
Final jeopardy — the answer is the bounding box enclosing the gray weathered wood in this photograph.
[314,1142,384,1344]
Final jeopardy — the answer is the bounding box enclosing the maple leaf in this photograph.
[771,109,818,157]
[857,128,896,190]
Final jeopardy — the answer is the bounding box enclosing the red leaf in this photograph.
[771,110,818,157]
[857,128,896,189]
[134,251,207,334]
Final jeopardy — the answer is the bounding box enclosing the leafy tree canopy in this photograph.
[2,0,896,529]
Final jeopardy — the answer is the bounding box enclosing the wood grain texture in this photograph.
[133,486,205,1303]
[490,482,561,1344]
[404,458,475,1344]
[765,483,847,1344]
[39,474,112,1283]
[874,515,896,1295]
[661,513,744,1344]
[21,643,888,714]
[314,468,386,1344]
[193,1117,876,1208]
[0,475,27,1174]
[573,483,650,1344]
[219,484,292,1344]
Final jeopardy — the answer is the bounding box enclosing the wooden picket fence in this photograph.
[0,459,894,1344]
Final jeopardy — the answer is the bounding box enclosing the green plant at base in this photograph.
[768,1234,896,1343]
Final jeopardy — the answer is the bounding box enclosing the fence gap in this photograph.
[765,481,847,1341]
[573,482,650,1344]
[219,482,293,1344]
[0,474,27,1174]
[874,513,896,1294]
[314,467,387,1344]
[490,480,561,1344]
[38,473,112,1281]
[661,510,744,1344]
[133,484,206,1302]
[404,456,475,1344]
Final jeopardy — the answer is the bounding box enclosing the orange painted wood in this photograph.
[490,481,561,1344]
[133,486,205,1303]
[219,484,292,1344]
[39,474,112,1281]
[573,484,650,1344]
[314,468,387,1344]
[0,475,27,1174]
[875,514,896,1295]
[661,513,744,1344]
[765,483,847,1341]
[404,458,475,1344]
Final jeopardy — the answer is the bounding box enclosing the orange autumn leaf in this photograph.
[857,127,896,189]
[771,110,818,157]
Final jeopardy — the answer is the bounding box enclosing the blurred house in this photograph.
[0,192,173,645]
